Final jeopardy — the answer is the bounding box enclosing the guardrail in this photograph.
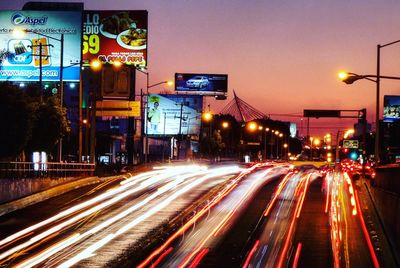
[0,161,95,179]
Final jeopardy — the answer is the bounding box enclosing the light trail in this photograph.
[295,174,311,219]
[245,170,318,268]
[292,242,302,268]
[0,169,162,249]
[13,168,215,268]
[242,240,260,268]
[0,165,211,265]
[276,175,307,268]
[176,168,275,268]
[263,172,292,217]
[137,164,259,268]
[58,165,243,268]
[354,190,380,268]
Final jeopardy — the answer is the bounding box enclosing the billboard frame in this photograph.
[175,73,228,96]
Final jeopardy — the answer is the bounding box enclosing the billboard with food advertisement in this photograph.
[83,11,147,67]
[384,95,400,122]
[145,94,203,136]
[175,73,228,95]
[0,10,82,81]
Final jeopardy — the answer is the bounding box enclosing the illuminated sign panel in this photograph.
[83,11,148,67]
[383,95,400,122]
[0,10,82,81]
[145,94,203,136]
[175,73,228,95]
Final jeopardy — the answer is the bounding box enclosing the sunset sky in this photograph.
[2,0,400,137]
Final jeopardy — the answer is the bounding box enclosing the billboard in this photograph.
[145,94,203,136]
[383,95,400,122]
[175,73,228,95]
[83,11,148,67]
[0,10,82,81]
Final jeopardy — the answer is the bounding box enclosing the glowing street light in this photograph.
[313,138,321,146]
[343,129,355,139]
[202,112,213,122]
[90,59,102,71]
[247,122,257,131]
[339,39,400,163]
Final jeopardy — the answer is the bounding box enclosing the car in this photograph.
[186,76,209,89]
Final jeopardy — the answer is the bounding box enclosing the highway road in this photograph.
[0,164,243,267]
[0,161,386,267]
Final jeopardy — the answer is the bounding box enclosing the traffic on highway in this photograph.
[0,160,387,267]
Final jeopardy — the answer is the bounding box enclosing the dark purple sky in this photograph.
[2,0,400,138]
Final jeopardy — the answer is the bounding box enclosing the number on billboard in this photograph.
[83,34,100,54]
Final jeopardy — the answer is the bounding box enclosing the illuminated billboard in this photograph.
[383,95,400,122]
[0,10,82,81]
[145,94,203,136]
[83,11,148,67]
[175,73,228,95]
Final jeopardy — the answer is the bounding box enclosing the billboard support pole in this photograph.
[127,65,136,165]
[58,34,64,162]
[78,67,83,163]
[140,88,146,164]
[89,70,98,164]
[39,42,43,102]
[145,74,149,163]
[177,102,184,160]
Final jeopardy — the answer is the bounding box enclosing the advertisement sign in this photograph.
[175,73,228,95]
[0,10,82,81]
[383,95,400,122]
[145,94,203,136]
[83,11,148,67]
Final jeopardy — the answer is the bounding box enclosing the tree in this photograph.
[26,96,71,155]
[0,83,34,160]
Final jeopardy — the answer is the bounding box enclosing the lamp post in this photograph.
[264,127,270,160]
[283,143,288,160]
[339,39,400,163]
[340,72,400,164]
[275,131,280,159]
[270,130,274,159]
[136,68,173,163]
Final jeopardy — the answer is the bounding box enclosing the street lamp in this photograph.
[264,127,270,160]
[310,136,314,160]
[339,39,400,163]
[136,68,173,163]
[270,129,274,159]
[283,143,288,160]
[275,131,281,159]
[247,121,258,132]
[222,121,229,129]
[343,129,355,139]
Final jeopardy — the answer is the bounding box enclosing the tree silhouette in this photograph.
[0,83,34,160]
